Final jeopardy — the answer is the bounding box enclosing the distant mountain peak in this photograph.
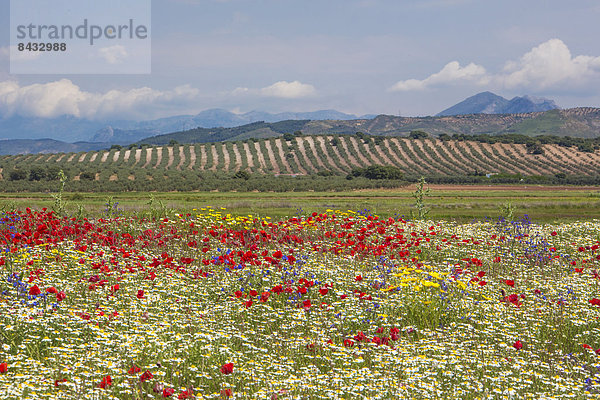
[437,92,559,116]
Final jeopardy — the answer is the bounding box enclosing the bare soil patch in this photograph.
[263,140,280,174]
[176,146,185,170]
[166,147,174,170]
[199,145,208,170]
[303,136,327,171]
[347,137,372,166]
[231,143,243,172]
[324,136,350,170]
[221,144,231,172]
[142,148,152,168]
[296,137,317,172]
[210,145,219,171]
[243,143,255,170]
[154,147,163,169]
[188,146,196,170]
[253,142,267,172]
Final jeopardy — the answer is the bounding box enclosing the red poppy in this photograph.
[260,291,270,302]
[140,370,153,382]
[46,286,58,294]
[221,388,233,397]
[343,339,354,347]
[505,279,515,287]
[56,291,66,302]
[128,365,141,374]
[244,299,253,308]
[249,289,258,297]
[220,363,234,375]
[551,231,557,236]
[54,378,67,386]
[98,375,112,388]
[303,299,311,309]
[319,287,329,295]
[355,275,363,281]
[0,363,7,373]
[111,284,119,293]
[590,298,600,306]
[178,389,193,399]
[29,285,41,296]
[162,387,175,397]
[137,290,145,299]
[513,340,523,350]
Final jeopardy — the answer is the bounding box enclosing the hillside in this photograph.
[138,107,600,146]
[1,135,600,192]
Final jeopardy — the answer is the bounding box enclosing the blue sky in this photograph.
[1,0,599,120]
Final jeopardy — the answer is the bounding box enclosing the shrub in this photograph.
[9,169,28,181]
[233,170,251,180]
[350,165,404,180]
[29,166,46,181]
[409,130,429,139]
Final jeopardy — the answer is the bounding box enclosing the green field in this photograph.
[2,185,600,222]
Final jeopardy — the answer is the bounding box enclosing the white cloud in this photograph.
[499,39,600,89]
[260,80,316,98]
[0,79,200,120]
[390,61,487,91]
[390,39,600,93]
[98,45,128,65]
[233,80,317,99]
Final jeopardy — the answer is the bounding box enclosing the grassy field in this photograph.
[1,185,600,223]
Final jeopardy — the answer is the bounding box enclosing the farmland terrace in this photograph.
[1,136,599,192]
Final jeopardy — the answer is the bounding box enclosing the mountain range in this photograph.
[437,92,559,116]
[2,107,600,155]
[0,92,558,144]
[0,109,368,144]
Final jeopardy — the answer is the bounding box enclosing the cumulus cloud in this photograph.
[260,80,316,98]
[499,39,600,89]
[234,80,316,98]
[390,61,487,91]
[390,39,600,93]
[0,79,200,119]
[98,45,128,65]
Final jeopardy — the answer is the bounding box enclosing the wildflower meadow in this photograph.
[0,206,599,399]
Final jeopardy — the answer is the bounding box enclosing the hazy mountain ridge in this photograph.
[437,92,559,116]
[0,109,362,144]
[3,107,600,155]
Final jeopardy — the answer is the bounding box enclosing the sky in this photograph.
[0,0,600,121]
